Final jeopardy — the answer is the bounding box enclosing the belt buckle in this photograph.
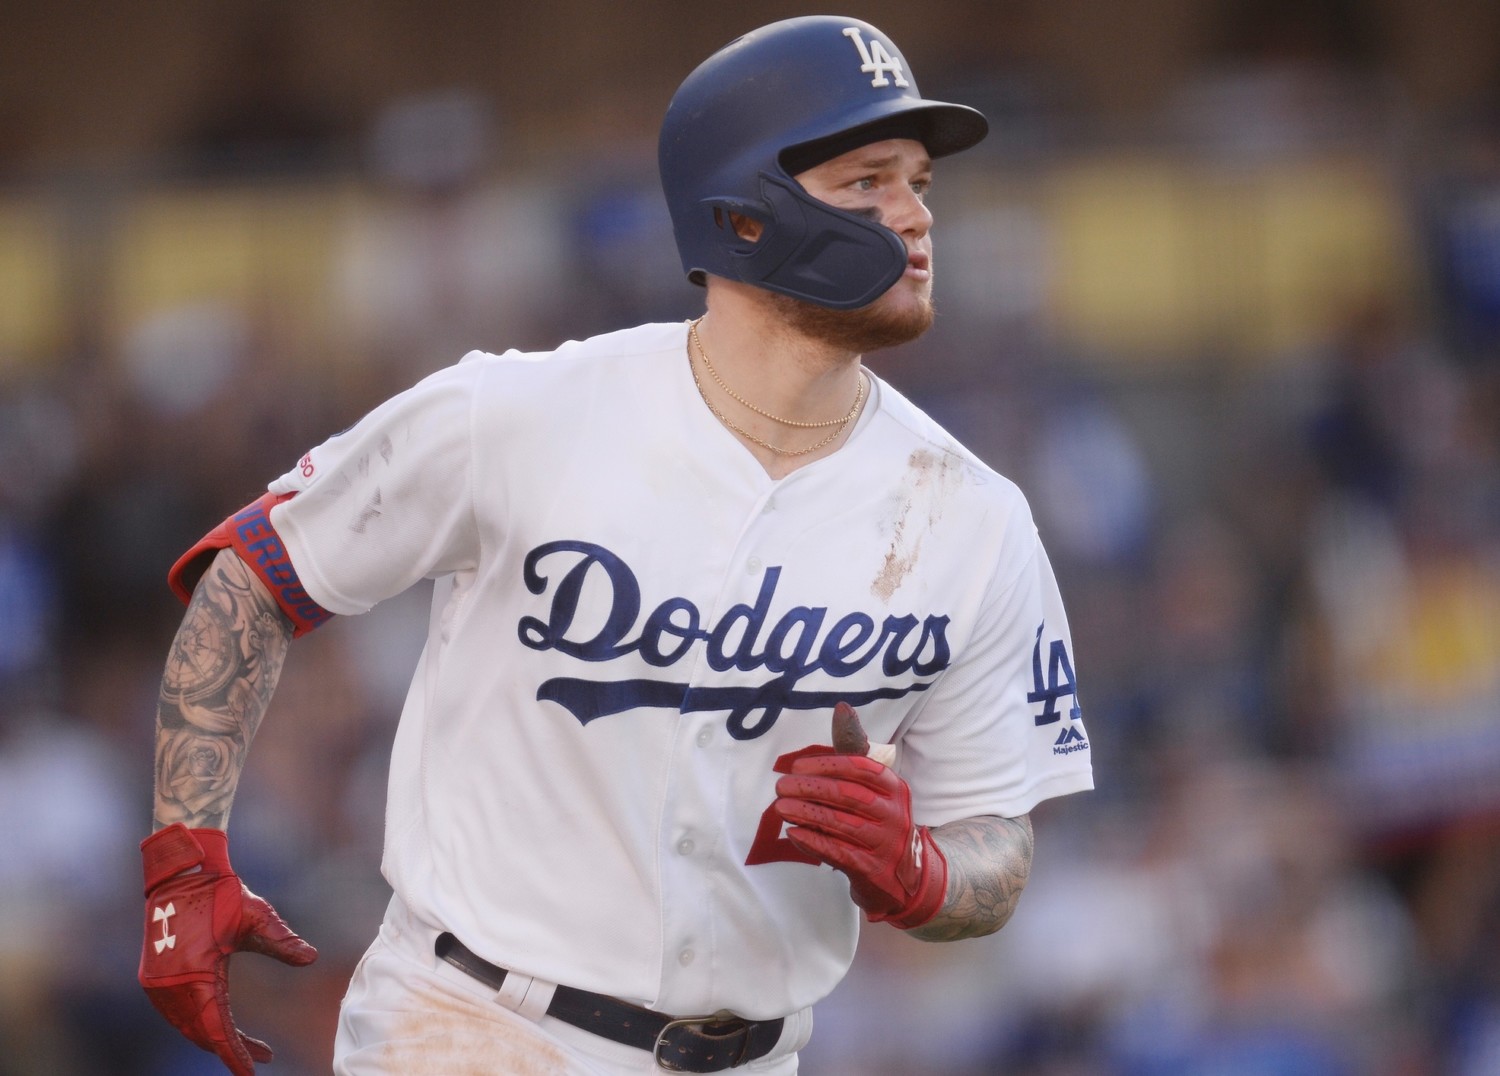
[653,1009,753,1072]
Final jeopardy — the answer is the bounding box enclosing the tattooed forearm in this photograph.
[153,549,293,831]
[909,814,1034,942]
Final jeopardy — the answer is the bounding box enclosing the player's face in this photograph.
[776,138,937,353]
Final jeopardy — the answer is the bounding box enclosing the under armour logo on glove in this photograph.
[139,825,317,1075]
[153,902,177,953]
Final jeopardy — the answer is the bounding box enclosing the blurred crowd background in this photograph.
[1,1,1498,1073]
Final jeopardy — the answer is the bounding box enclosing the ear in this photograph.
[726,210,764,243]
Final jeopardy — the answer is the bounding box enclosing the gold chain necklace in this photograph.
[687,317,866,457]
[691,318,864,429]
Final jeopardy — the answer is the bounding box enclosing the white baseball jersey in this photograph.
[255,320,1092,1020]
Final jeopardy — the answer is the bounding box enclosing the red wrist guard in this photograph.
[168,492,333,637]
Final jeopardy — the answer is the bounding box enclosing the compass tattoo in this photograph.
[154,550,293,831]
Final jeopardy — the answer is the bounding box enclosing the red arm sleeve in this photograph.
[167,492,334,637]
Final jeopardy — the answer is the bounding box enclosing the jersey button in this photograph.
[696,727,712,748]
[678,949,695,966]
[746,556,763,574]
[677,837,695,856]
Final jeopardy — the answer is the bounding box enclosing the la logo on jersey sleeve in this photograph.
[1028,621,1087,755]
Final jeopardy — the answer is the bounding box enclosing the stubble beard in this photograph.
[764,278,936,355]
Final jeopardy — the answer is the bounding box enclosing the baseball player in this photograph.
[139,15,1093,1074]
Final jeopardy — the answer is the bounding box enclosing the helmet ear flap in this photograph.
[705,174,907,310]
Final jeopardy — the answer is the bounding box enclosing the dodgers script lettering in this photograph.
[518,540,951,739]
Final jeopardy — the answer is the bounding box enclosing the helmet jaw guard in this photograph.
[659,16,988,310]
[700,174,910,311]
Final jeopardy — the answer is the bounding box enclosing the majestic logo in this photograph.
[842,27,909,88]
[1053,726,1089,755]
[152,902,177,954]
[519,540,950,739]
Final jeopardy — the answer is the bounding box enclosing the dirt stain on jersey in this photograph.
[872,448,964,602]
[355,435,396,478]
[368,988,570,1075]
[874,516,921,603]
[348,487,383,533]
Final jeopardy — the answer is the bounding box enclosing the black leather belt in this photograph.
[435,932,785,1072]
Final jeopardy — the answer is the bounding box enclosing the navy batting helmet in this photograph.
[659,16,988,310]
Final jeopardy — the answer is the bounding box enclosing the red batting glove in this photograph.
[139,824,317,1075]
[773,751,949,929]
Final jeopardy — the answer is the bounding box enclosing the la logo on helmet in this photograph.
[842,27,909,88]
